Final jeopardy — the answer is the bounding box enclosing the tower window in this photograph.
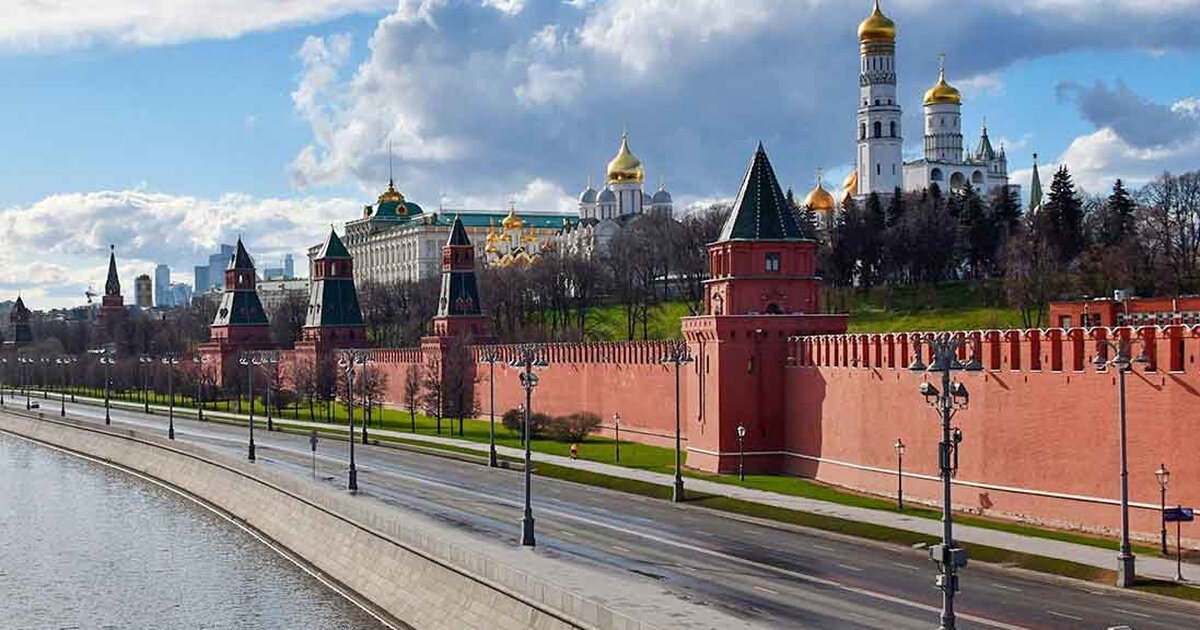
[889,121,896,137]
[873,121,882,138]
[860,123,866,140]
[877,163,881,175]
[875,99,880,106]
[765,253,781,273]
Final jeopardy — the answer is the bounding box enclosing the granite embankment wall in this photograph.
[788,327,1200,544]
[0,411,720,630]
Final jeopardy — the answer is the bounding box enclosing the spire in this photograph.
[977,121,996,161]
[315,229,351,260]
[718,143,804,242]
[447,214,471,246]
[1029,153,1043,213]
[105,244,120,296]
[388,138,394,188]
[228,237,255,270]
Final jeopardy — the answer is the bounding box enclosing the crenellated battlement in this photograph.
[789,325,1200,374]
[469,340,677,365]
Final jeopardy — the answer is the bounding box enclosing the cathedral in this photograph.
[807,1,1015,219]
[558,130,673,258]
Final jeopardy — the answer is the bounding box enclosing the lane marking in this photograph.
[753,585,779,596]
[1111,608,1151,619]
[991,583,1023,593]
[71,407,1029,630]
[837,564,863,572]
[1046,611,1083,621]
[891,562,920,571]
[611,545,631,553]
[813,544,835,552]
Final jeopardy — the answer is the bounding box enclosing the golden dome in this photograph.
[485,241,500,255]
[858,0,896,43]
[924,67,962,106]
[842,169,859,205]
[502,206,523,230]
[804,182,836,213]
[486,218,498,243]
[378,179,404,203]
[606,131,644,184]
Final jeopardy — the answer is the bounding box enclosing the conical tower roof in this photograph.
[1029,153,1043,213]
[228,238,255,270]
[105,245,121,296]
[718,143,804,242]
[315,229,352,260]
[447,215,471,246]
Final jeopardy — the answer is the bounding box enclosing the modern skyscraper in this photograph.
[284,254,295,279]
[154,264,171,307]
[135,274,153,308]
[208,244,235,291]
[194,265,209,295]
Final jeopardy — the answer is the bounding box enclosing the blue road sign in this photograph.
[1163,507,1194,522]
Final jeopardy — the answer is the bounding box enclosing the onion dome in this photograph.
[924,66,962,106]
[606,131,644,184]
[502,205,523,230]
[579,186,598,203]
[652,184,672,205]
[842,170,859,205]
[804,182,836,213]
[598,187,617,203]
[486,218,499,244]
[858,0,896,44]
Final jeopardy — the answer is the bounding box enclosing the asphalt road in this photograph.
[17,394,1200,630]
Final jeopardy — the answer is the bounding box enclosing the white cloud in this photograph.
[1054,128,1200,193]
[957,72,1006,100]
[480,0,527,16]
[515,62,585,106]
[0,0,390,52]
[0,190,355,308]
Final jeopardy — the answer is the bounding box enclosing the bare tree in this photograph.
[403,363,421,432]
[419,355,445,434]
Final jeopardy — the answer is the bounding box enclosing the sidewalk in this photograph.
[60,392,1200,584]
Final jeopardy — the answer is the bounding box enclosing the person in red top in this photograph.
[569,443,579,460]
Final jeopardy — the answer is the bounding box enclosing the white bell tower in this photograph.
[856,0,903,198]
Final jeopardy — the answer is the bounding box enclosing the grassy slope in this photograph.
[576,281,1025,341]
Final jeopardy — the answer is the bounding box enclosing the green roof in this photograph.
[316,229,352,260]
[229,238,255,270]
[105,247,120,296]
[211,291,269,327]
[305,278,364,328]
[447,215,471,245]
[430,212,576,230]
[718,143,804,242]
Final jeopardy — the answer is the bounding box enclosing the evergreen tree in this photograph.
[883,189,909,283]
[862,192,886,286]
[955,185,991,278]
[830,198,862,286]
[1044,165,1085,263]
[1101,178,1137,247]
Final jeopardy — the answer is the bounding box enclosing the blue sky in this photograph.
[2,0,1199,308]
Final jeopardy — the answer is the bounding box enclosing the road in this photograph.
[15,394,1200,629]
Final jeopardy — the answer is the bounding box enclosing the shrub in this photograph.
[547,412,602,442]
[501,408,551,438]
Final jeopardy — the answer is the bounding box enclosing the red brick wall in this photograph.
[786,327,1200,543]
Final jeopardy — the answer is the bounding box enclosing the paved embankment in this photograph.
[0,409,749,630]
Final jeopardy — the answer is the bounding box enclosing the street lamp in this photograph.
[91,349,116,424]
[338,350,368,493]
[661,339,694,503]
[40,356,51,399]
[1156,463,1171,555]
[18,356,32,410]
[239,351,258,462]
[162,354,179,440]
[894,438,906,510]
[192,354,207,422]
[138,355,154,413]
[910,333,980,630]
[735,424,747,481]
[510,344,548,547]
[479,349,502,467]
[0,357,7,406]
[260,351,280,432]
[1092,335,1148,587]
[56,356,76,417]
[613,412,621,463]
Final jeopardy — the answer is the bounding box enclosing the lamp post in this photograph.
[239,351,258,462]
[0,357,7,406]
[910,334,980,630]
[479,349,502,467]
[894,438,906,510]
[40,356,51,399]
[260,351,280,432]
[338,350,368,493]
[613,412,621,463]
[661,339,693,503]
[1092,336,1148,587]
[18,356,32,410]
[92,349,115,424]
[735,424,747,481]
[192,354,206,422]
[1156,463,1171,555]
[56,357,75,417]
[138,355,153,413]
[359,353,370,445]
[510,344,548,547]
[162,354,179,440]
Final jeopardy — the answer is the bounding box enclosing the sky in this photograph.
[2,0,1199,308]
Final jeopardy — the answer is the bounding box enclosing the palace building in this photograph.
[318,177,576,286]
[806,1,1015,217]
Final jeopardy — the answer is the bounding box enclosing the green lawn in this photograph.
[582,301,692,341]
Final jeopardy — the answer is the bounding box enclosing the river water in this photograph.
[0,433,385,630]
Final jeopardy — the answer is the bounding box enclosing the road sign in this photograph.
[1163,507,1194,522]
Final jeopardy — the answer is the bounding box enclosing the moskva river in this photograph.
[0,433,385,629]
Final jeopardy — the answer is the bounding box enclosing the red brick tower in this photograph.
[295,229,369,364]
[100,245,126,322]
[431,216,491,340]
[682,144,848,474]
[199,238,274,385]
